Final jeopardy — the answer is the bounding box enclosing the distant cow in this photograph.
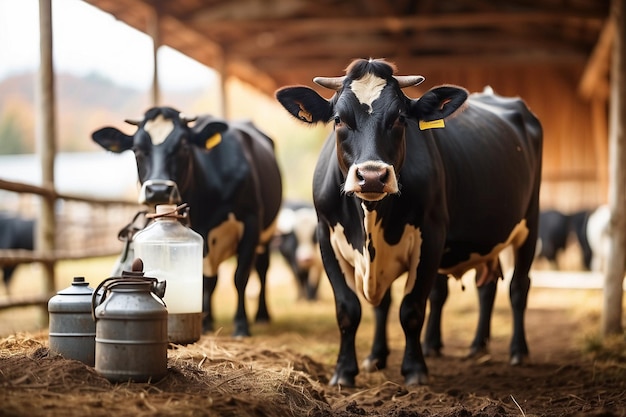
[535,209,592,270]
[0,213,35,293]
[276,58,542,386]
[92,107,282,336]
[273,201,322,300]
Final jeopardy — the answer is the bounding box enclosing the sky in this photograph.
[0,0,217,90]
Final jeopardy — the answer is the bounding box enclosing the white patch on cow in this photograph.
[144,114,174,146]
[586,204,610,273]
[203,213,244,276]
[350,73,387,113]
[438,219,529,279]
[329,207,422,306]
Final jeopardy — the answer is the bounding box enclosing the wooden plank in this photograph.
[579,19,615,99]
[0,295,49,311]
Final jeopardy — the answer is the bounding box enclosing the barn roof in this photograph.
[83,0,610,96]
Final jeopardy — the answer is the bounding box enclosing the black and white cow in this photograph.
[276,59,542,386]
[273,200,323,300]
[92,107,282,337]
[535,209,593,270]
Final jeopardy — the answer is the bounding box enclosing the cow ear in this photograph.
[275,86,332,124]
[191,121,229,148]
[410,85,469,122]
[92,127,134,153]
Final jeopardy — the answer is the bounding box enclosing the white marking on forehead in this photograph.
[329,208,422,306]
[144,114,174,146]
[350,73,388,113]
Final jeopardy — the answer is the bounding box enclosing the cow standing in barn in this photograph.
[92,107,282,337]
[276,58,542,386]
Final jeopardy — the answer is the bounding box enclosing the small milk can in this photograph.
[48,276,97,366]
[92,266,168,383]
[133,203,203,344]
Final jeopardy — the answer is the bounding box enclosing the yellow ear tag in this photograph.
[419,119,445,130]
[205,132,222,149]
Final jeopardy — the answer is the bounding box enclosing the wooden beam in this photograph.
[190,11,605,33]
[579,19,615,100]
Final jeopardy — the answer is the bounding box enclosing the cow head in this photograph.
[276,58,468,202]
[92,106,228,206]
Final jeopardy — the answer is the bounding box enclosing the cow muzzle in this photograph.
[343,162,399,201]
[138,179,182,205]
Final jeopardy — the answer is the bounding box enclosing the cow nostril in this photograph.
[379,168,388,183]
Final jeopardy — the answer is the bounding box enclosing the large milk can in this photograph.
[48,276,97,366]
[133,203,203,344]
[92,268,168,383]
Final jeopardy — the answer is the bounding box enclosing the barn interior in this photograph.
[84,0,614,212]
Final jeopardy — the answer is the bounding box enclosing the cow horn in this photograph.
[179,113,198,123]
[124,117,143,126]
[314,76,345,90]
[394,75,425,88]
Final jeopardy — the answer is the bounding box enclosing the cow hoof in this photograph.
[404,372,429,386]
[329,372,355,387]
[254,315,270,324]
[232,324,251,338]
[467,345,489,359]
[361,356,381,373]
[422,346,442,358]
[202,320,214,333]
[510,353,527,366]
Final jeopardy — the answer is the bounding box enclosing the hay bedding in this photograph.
[1,332,625,417]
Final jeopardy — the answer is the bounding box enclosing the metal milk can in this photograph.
[48,276,97,366]
[92,267,168,383]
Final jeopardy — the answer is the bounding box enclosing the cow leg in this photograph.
[422,274,449,357]
[254,248,271,323]
[362,289,391,372]
[319,227,361,387]
[305,267,322,301]
[469,279,497,357]
[232,221,261,337]
[202,275,218,332]
[509,208,538,365]
[329,283,361,387]
[399,279,431,386]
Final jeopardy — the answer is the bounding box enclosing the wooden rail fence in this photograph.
[0,178,142,312]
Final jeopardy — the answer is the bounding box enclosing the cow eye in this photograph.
[334,116,341,125]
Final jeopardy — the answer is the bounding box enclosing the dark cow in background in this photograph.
[272,200,323,300]
[276,58,542,386]
[92,107,282,337]
[535,209,593,270]
[0,213,35,293]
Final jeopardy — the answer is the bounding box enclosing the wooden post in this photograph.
[148,8,160,106]
[216,50,228,118]
[36,0,56,301]
[604,0,625,336]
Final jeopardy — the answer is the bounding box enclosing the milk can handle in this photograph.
[91,276,167,320]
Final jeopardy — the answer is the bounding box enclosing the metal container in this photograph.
[48,276,97,366]
[92,273,168,382]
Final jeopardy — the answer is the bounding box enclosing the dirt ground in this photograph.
[0,259,625,417]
